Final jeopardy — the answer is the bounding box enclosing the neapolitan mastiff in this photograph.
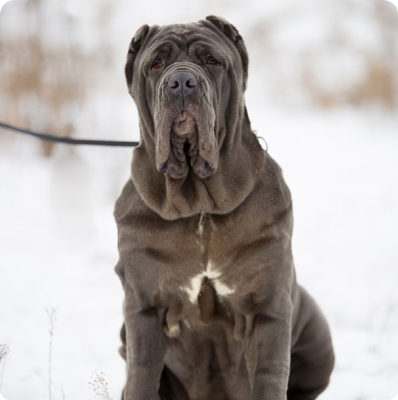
[114,16,335,400]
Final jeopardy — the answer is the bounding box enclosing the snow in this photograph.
[1,1,398,399]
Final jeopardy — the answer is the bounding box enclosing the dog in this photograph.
[114,15,335,400]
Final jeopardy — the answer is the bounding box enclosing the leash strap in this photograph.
[0,121,139,147]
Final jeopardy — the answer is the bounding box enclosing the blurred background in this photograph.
[0,0,397,399]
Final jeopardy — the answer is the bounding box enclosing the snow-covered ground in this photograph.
[1,107,397,400]
[1,1,398,399]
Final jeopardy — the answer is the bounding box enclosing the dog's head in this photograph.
[125,16,249,180]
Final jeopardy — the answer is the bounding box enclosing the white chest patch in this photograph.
[182,262,235,303]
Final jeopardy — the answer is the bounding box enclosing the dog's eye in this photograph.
[206,56,221,67]
[150,57,163,71]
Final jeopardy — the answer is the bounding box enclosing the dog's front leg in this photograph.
[123,289,166,400]
[244,300,292,400]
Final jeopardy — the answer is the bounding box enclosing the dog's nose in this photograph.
[167,71,198,97]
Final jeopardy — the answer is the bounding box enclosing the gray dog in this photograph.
[114,15,335,400]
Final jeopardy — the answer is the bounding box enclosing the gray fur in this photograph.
[115,16,334,400]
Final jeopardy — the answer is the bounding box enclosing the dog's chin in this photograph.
[157,111,216,180]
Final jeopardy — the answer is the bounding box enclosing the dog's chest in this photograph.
[183,214,235,300]
[159,212,246,338]
[156,212,253,398]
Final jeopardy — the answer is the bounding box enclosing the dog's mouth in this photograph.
[157,111,216,179]
[172,110,197,137]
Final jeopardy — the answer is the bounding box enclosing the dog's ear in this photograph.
[205,15,249,89]
[125,24,150,89]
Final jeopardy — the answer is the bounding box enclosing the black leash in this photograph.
[0,121,139,147]
[0,121,267,151]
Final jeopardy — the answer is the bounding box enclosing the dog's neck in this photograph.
[130,114,266,220]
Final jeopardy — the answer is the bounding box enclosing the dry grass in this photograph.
[0,315,115,399]
[46,307,57,400]
[0,345,9,364]
[1,0,396,156]
[248,0,398,109]
[302,0,398,110]
[348,59,397,108]
[0,0,104,156]
[0,36,89,156]
[89,371,113,400]
[0,344,11,392]
[301,56,397,109]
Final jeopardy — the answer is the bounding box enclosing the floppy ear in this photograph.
[205,15,249,89]
[125,24,150,89]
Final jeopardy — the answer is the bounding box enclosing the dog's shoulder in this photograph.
[237,151,292,226]
[114,178,136,223]
[114,177,174,241]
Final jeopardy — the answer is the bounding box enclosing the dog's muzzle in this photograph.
[155,67,218,180]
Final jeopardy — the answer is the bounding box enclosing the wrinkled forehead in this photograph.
[140,22,236,62]
[153,23,219,45]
